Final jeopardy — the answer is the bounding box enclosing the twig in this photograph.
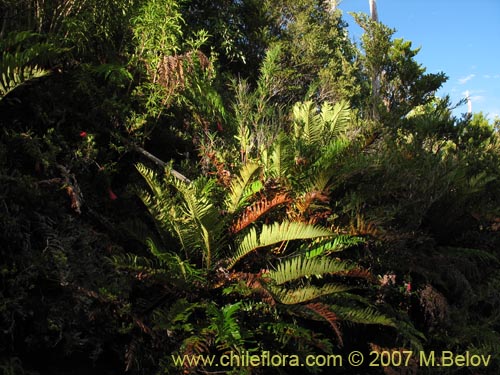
[130,143,191,184]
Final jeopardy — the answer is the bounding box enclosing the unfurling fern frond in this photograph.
[267,256,356,285]
[230,193,290,233]
[229,221,334,269]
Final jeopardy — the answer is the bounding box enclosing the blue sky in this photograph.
[338,0,500,119]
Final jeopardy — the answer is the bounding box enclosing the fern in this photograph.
[292,101,323,146]
[305,302,343,345]
[267,133,294,181]
[229,221,334,269]
[320,100,351,140]
[0,31,52,100]
[230,193,290,233]
[271,284,354,305]
[305,236,365,258]
[268,255,356,285]
[328,305,395,327]
[225,162,262,214]
[207,302,244,350]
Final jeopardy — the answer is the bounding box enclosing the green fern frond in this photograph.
[146,239,202,281]
[0,63,48,99]
[110,253,170,280]
[305,236,365,258]
[153,298,201,333]
[207,302,244,349]
[292,101,323,146]
[267,133,294,180]
[229,221,334,269]
[320,100,351,139]
[0,31,57,100]
[272,284,353,305]
[268,256,356,285]
[171,177,223,269]
[329,304,395,327]
[226,162,262,214]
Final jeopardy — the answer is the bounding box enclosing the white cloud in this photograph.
[458,74,475,84]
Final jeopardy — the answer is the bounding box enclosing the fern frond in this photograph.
[268,256,356,285]
[225,162,262,213]
[305,236,365,258]
[0,62,48,99]
[292,101,323,146]
[229,221,334,269]
[329,304,395,327]
[146,239,202,281]
[267,133,293,180]
[305,302,343,345]
[231,193,290,233]
[320,100,351,139]
[110,253,171,281]
[171,177,223,269]
[272,284,353,305]
[0,31,54,100]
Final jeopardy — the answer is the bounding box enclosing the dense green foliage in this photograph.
[1,0,499,374]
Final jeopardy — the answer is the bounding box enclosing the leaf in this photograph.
[225,162,262,214]
[271,284,353,304]
[305,302,343,346]
[268,256,356,285]
[229,221,334,269]
[231,193,290,233]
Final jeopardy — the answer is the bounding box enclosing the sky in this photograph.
[338,0,500,120]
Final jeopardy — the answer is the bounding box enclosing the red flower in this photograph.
[217,122,223,132]
[406,282,412,293]
[79,131,88,138]
[108,187,118,201]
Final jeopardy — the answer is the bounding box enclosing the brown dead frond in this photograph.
[305,302,343,346]
[154,50,211,96]
[419,284,449,328]
[231,193,291,233]
[349,215,380,237]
